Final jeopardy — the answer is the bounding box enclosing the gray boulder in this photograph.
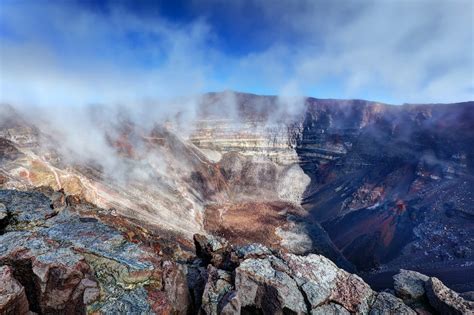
[425,277,474,315]
[369,292,416,315]
[393,269,429,302]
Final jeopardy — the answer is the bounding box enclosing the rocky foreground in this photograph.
[1,189,473,314]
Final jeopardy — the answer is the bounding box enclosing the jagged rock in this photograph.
[0,265,30,315]
[65,194,83,206]
[0,190,181,314]
[201,265,234,315]
[194,234,423,315]
[311,303,350,315]
[194,234,237,270]
[235,257,308,314]
[0,231,97,314]
[234,243,272,260]
[425,277,474,315]
[283,253,374,313]
[161,261,191,314]
[0,190,58,230]
[369,292,416,315]
[393,269,429,302]
[219,291,241,315]
[50,189,66,210]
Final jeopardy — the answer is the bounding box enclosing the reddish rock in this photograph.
[147,289,172,315]
[162,261,191,314]
[0,265,30,315]
[0,232,97,314]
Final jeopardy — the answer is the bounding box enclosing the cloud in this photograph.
[0,0,472,106]
[0,1,216,106]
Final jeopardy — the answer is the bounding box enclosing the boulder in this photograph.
[193,234,237,270]
[161,261,191,314]
[311,303,350,315]
[235,257,308,314]
[393,269,429,302]
[283,253,374,313]
[201,265,234,315]
[234,243,272,260]
[425,277,474,315]
[0,231,97,314]
[369,292,416,315]
[0,265,30,315]
[219,291,241,315]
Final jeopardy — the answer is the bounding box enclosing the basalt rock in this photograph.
[369,292,416,315]
[201,265,234,315]
[0,231,96,314]
[193,233,474,315]
[393,269,430,303]
[0,189,192,314]
[193,235,380,314]
[0,265,30,315]
[193,234,238,271]
[393,269,474,314]
[425,277,474,315]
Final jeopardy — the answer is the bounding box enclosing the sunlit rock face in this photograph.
[189,92,303,166]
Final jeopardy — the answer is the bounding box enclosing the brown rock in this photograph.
[0,265,30,315]
[50,189,66,210]
[162,261,191,314]
[219,291,241,315]
[65,194,83,206]
[0,232,97,314]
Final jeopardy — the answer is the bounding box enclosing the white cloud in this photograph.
[0,0,472,106]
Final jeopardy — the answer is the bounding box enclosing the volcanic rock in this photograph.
[425,277,474,315]
[369,292,416,315]
[201,265,233,315]
[393,269,430,302]
[193,234,237,271]
[0,265,30,315]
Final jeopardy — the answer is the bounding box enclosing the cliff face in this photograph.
[297,100,474,284]
[1,93,473,294]
[0,100,325,263]
[187,93,474,290]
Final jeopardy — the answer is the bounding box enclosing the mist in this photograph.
[0,0,472,182]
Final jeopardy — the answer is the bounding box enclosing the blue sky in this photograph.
[0,0,473,106]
